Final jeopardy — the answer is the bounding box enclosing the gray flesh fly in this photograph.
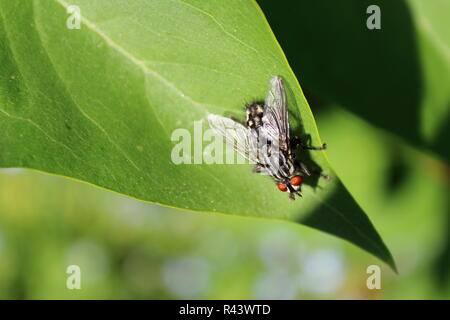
[208,76,327,200]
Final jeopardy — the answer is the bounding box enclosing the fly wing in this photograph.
[207,114,259,164]
[262,76,290,152]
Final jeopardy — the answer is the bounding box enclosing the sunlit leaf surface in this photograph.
[0,0,395,269]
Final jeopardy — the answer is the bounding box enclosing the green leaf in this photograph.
[258,0,450,162]
[0,0,395,270]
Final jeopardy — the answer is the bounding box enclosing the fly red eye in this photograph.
[277,184,288,192]
[290,175,303,186]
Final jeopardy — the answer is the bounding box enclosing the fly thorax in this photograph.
[245,102,265,129]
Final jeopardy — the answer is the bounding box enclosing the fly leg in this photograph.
[287,183,302,200]
[299,161,311,176]
[295,159,330,180]
[294,159,311,176]
[316,172,331,180]
[291,136,326,151]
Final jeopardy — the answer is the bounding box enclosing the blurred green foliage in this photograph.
[0,0,393,266]
[0,0,449,299]
[257,0,450,161]
[0,104,448,299]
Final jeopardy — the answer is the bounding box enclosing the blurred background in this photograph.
[0,0,449,299]
[0,104,448,299]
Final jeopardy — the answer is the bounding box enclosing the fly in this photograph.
[208,76,327,200]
